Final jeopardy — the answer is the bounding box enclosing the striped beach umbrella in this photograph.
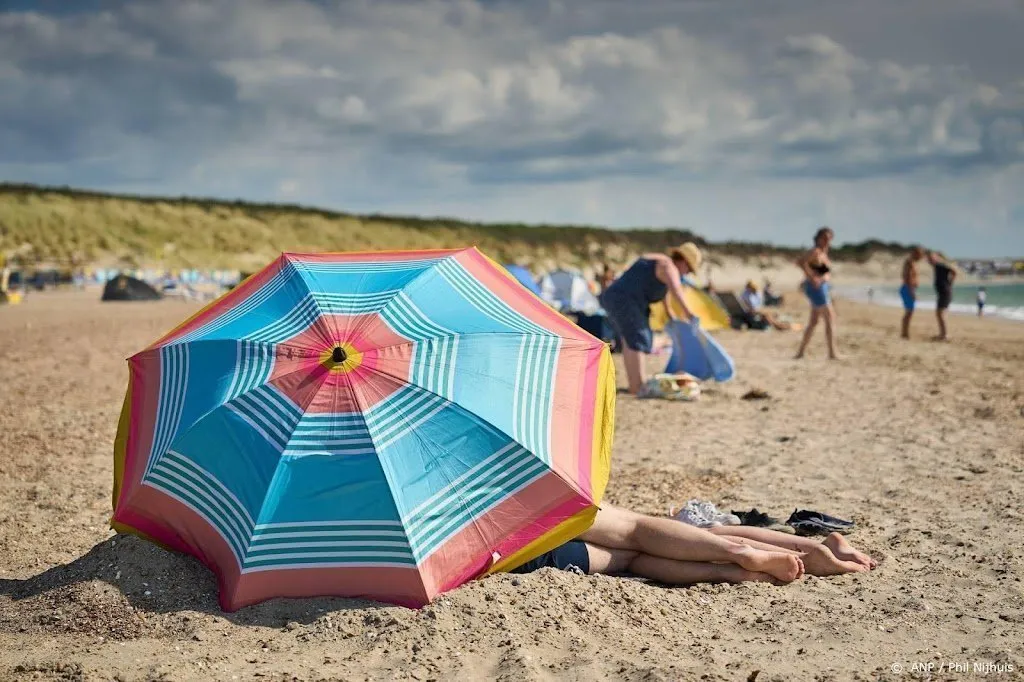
[111,248,615,610]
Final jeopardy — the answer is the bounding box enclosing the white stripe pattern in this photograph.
[402,442,548,561]
[225,384,304,451]
[511,334,562,464]
[223,341,276,403]
[174,263,296,344]
[143,450,256,563]
[363,384,448,451]
[434,259,551,336]
[145,344,190,475]
[378,292,459,400]
[282,413,378,457]
[243,291,398,344]
[142,452,416,570]
[289,257,446,273]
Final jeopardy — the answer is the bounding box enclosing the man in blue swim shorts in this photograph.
[512,505,876,584]
[899,247,925,339]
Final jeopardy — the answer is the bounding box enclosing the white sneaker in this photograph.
[670,500,740,528]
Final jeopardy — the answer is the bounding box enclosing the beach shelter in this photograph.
[503,264,542,296]
[102,274,162,302]
[539,269,602,315]
[649,277,729,332]
[111,248,615,610]
[663,319,735,382]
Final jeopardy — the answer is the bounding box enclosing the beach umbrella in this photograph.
[111,248,615,610]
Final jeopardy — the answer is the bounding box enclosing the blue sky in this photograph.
[2,0,1023,256]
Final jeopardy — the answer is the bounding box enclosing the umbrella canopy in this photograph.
[112,248,614,610]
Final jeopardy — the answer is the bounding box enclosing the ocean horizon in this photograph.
[839,280,1024,322]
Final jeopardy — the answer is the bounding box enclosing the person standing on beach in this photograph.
[977,287,986,317]
[928,251,957,341]
[794,227,839,360]
[599,244,701,395]
[899,246,926,339]
[597,263,615,294]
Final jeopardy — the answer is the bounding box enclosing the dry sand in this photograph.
[1,289,1022,681]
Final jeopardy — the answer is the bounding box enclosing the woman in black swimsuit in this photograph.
[795,227,840,359]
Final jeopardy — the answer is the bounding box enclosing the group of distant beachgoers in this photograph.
[793,227,966,358]
[589,227,975,389]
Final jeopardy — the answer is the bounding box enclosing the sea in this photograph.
[839,280,1024,323]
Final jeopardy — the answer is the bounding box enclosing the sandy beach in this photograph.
[1,289,1022,681]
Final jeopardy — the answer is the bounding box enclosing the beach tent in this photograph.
[664,319,735,382]
[111,248,614,610]
[101,274,162,302]
[503,264,542,296]
[539,269,602,315]
[649,278,730,332]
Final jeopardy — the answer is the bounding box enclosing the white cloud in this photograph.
[0,0,1022,253]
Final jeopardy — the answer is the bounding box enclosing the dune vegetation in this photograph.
[0,183,911,271]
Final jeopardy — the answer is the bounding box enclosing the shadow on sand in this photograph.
[0,535,390,630]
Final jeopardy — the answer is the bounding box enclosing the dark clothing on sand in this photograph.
[511,541,590,574]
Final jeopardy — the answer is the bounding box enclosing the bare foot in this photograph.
[801,544,868,576]
[793,353,805,360]
[828,354,843,361]
[737,547,805,583]
[824,532,877,569]
[719,565,781,585]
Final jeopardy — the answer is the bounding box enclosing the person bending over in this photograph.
[513,505,876,585]
[599,244,702,395]
[900,246,926,339]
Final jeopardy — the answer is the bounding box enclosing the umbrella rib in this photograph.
[151,341,333,467]
[345,364,500,577]
[343,252,464,343]
[371,330,601,353]
[357,357,592,505]
[265,372,432,602]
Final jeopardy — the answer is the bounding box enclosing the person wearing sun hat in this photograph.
[599,242,703,395]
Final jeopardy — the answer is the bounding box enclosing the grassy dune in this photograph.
[0,183,907,271]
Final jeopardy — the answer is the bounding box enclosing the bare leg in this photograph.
[584,545,779,585]
[823,305,839,359]
[581,506,804,583]
[718,536,866,576]
[795,308,820,358]
[709,526,876,570]
[935,308,948,340]
[823,533,878,569]
[901,310,912,339]
[764,312,791,331]
[629,554,780,585]
[621,345,645,395]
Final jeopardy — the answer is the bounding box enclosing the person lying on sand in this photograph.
[513,505,876,584]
